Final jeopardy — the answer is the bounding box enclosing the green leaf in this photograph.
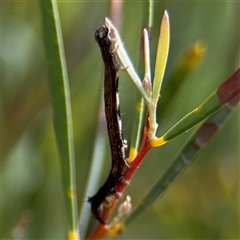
[152,11,170,104]
[151,68,240,147]
[129,0,153,161]
[39,1,78,238]
[123,87,239,227]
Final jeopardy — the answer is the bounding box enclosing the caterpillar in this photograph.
[88,24,128,224]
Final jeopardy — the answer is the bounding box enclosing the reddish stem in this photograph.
[87,222,108,240]
[87,128,152,239]
[124,128,152,182]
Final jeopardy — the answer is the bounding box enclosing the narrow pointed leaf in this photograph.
[152,68,240,147]
[39,1,78,237]
[123,89,239,227]
[129,1,154,161]
[152,11,170,104]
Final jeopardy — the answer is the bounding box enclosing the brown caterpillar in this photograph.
[88,24,128,224]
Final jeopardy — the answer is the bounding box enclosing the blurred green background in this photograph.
[1,1,239,239]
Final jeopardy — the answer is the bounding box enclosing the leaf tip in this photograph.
[163,10,169,19]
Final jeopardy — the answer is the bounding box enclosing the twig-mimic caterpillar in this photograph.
[88,24,128,224]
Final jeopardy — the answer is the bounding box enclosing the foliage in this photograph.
[1,1,239,239]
